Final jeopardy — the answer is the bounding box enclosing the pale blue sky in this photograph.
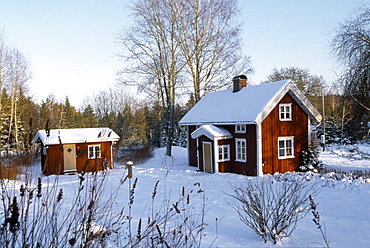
[0,0,363,106]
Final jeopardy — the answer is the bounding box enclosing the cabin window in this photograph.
[218,145,230,162]
[88,145,101,159]
[278,136,294,159]
[235,124,246,133]
[279,103,292,121]
[235,138,247,162]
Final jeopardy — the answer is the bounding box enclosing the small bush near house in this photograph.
[300,145,322,172]
[227,176,319,244]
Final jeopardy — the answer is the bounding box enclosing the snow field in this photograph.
[8,145,370,247]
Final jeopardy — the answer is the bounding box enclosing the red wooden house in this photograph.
[32,128,120,175]
[179,76,322,176]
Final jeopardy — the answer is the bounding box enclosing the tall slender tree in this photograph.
[178,0,252,102]
[116,0,185,156]
[331,5,370,139]
[0,31,7,121]
[4,48,32,154]
[116,0,251,155]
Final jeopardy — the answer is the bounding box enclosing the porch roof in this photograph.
[191,125,232,140]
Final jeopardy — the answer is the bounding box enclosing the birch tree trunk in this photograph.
[116,0,185,156]
[5,49,31,155]
[0,31,7,128]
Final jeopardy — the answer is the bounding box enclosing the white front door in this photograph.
[63,144,76,171]
[203,142,213,173]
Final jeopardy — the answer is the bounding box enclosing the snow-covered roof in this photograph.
[179,80,322,126]
[32,128,120,146]
[191,125,233,140]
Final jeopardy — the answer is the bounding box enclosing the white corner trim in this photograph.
[256,123,263,177]
[214,138,219,173]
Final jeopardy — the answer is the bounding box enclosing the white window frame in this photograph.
[235,138,247,162]
[278,136,294,159]
[279,103,292,121]
[218,145,230,162]
[88,145,101,159]
[235,124,246,133]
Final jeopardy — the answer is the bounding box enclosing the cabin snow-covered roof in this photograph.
[179,80,322,126]
[32,128,120,146]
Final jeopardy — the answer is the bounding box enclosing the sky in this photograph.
[0,0,364,107]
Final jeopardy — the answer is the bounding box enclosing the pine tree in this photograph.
[300,145,322,172]
[81,104,98,128]
[62,97,77,128]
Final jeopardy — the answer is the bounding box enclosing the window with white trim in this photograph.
[218,145,230,162]
[235,138,247,162]
[278,136,294,159]
[279,103,292,121]
[235,124,246,133]
[88,145,101,159]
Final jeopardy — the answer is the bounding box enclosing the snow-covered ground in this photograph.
[12,144,370,247]
[125,146,370,247]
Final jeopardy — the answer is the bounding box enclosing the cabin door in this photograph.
[63,144,76,171]
[202,142,213,173]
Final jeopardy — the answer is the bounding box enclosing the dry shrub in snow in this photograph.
[227,176,319,244]
[130,181,208,248]
[0,167,209,248]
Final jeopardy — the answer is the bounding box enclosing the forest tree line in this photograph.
[1,1,369,156]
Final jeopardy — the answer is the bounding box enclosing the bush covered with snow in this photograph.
[300,145,322,172]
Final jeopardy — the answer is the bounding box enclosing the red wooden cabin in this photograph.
[32,128,120,175]
[179,76,322,176]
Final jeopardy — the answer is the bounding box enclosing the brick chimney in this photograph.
[232,75,247,93]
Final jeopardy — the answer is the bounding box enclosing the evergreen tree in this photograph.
[131,105,148,146]
[115,104,133,146]
[300,145,322,172]
[37,95,64,130]
[81,104,98,128]
[146,102,164,148]
[0,89,10,152]
[62,97,78,128]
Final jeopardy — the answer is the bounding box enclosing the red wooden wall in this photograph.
[187,124,258,176]
[261,93,309,174]
[41,142,114,175]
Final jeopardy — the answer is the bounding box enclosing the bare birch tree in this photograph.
[3,48,32,154]
[178,0,253,102]
[116,0,251,155]
[116,0,185,156]
[331,5,370,139]
[0,31,7,125]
